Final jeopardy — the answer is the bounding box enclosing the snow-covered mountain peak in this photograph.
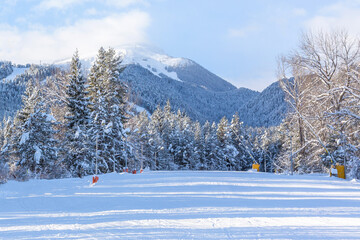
[117,45,193,81]
[54,44,193,82]
[117,44,192,67]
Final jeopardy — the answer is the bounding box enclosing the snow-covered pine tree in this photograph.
[9,81,59,179]
[87,47,129,173]
[261,127,283,172]
[64,50,92,177]
[192,121,204,170]
[148,105,168,169]
[88,47,111,173]
[229,113,249,170]
[200,121,211,170]
[127,110,151,170]
[172,110,193,169]
[0,80,40,179]
[103,48,129,171]
[17,101,58,179]
[203,122,219,170]
[216,116,232,170]
[0,120,3,149]
[16,80,37,125]
[0,119,9,183]
[0,117,15,178]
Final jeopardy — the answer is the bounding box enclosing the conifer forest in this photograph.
[0,30,360,183]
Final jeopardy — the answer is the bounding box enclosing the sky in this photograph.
[1,0,360,91]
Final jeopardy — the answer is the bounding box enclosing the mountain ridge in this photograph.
[1,45,287,127]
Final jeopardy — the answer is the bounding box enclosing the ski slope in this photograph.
[1,171,360,239]
[3,67,28,82]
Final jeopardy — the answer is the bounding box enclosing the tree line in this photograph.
[0,47,129,181]
[0,29,359,183]
[126,102,282,172]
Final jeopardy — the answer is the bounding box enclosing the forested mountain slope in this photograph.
[116,45,288,126]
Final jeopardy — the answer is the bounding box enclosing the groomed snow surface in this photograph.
[1,171,360,239]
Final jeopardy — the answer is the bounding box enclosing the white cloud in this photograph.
[305,1,360,36]
[105,0,149,8]
[0,0,18,15]
[84,8,99,16]
[36,0,147,10]
[292,8,307,17]
[228,24,260,38]
[0,11,150,64]
[36,0,87,11]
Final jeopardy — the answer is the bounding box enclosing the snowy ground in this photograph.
[1,171,360,239]
[4,67,28,82]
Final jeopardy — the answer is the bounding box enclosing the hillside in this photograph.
[112,45,288,126]
[239,81,288,127]
[0,63,58,121]
[122,64,260,124]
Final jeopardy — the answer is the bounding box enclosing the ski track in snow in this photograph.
[1,171,360,239]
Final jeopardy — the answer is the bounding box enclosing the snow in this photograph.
[118,45,190,82]
[19,132,29,145]
[45,114,56,122]
[4,67,28,82]
[33,146,42,164]
[74,126,81,139]
[1,171,360,239]
[129,102,151,116]
[54,45,193,82]
[104,121,113,134]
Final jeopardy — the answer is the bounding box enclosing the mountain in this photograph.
[66,45,236,92]
[0,46,288,127]
[239,81,288,127]
[120,45,236,92]
[0,63,58,121]
[111,45,287,126]
[121,64,259,123]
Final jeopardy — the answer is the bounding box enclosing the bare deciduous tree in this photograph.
[278,30,360,177]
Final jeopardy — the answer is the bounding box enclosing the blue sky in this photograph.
[1,0,360,90]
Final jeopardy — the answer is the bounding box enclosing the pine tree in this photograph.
[229,113,250,170]
[215,117,229,170]
[148,106,168,169]
[192,121,204,170]
[87,47,128,173]
[127,110,151,170]
[64,50,92,177]
[7,81,59,179]
[17,101,58,178]
[201,121,212,170]
[0,117,15,176]
[217,117,228,145]
[203,122,219,170]
[0,118,9,183]
[0,80,40,179]
[16,80,38,125]
[0,120,4,149]
[171,110,192,169]
[103,48,129,172]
